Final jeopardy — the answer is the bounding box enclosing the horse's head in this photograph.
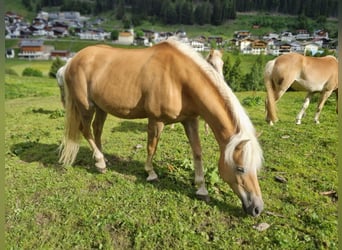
[206,49,224,77]
[219,135,264,217]
[56,66,66,107]
[56,59,72,108]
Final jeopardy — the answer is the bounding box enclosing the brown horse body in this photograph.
[58,39,264,216]
[264,53,338,125]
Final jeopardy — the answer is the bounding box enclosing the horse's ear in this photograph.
[236,139,249,150]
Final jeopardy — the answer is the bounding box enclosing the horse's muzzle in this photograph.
[242,196,264,217]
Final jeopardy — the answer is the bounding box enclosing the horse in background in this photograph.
[206,49,224,77]
[264,53,338,125]
[57,39,264,216]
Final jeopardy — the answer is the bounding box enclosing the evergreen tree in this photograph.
[228,56,243,92]
[243,54,265,91]
[110,30,119,40]
[222,53,232,84]
[49,57,65,78]
[116,0,125,20]
[211,0,222,25]
[161,1,178,25]
[194,4,205,25]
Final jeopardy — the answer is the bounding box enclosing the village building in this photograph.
[303,42,321,55]
[18,40,45,59]
[295,29,311,40]
[117,30,134,45]
[234,30,251,39]
[50,50,71,60]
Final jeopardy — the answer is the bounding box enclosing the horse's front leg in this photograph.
[296,92,313,124]
[182,118,209,201]
[145,119,164,181]
[314,90,333,124]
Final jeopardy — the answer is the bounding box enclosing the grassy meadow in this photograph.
[5,58,337,249]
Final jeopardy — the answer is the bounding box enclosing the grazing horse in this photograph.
[264,53,338,125]
[206,49,224,77]
[58,39,264,216]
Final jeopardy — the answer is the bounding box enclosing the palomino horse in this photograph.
[264,53,338,125]
[206,49,224,77]
[58,39,264,216]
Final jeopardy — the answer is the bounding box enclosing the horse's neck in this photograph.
[193,88,237,147]
[206,110,237,147]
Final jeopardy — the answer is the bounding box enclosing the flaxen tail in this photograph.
[58,63,82,166]
[264,59,278,123]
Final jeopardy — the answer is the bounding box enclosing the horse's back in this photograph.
[63,43,195,120]
[270,53,338,91]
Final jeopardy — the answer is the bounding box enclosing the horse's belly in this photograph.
[295,79,324,92]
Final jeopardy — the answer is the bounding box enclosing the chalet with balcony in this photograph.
[234,30,251,39]
[18,40,45,59]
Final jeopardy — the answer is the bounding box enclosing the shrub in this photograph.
[22,67,43,77]
[49,57,65,78]
[242,95,263,107]
[5,68,18,76]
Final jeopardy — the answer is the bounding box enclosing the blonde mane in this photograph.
[163,38,263,172]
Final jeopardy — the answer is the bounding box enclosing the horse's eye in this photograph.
[236,166,246,174]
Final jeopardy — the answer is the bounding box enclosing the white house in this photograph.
[280,32,294,42]
[303,42,320,55]
[239,39,253,54]
[190,40,205,51]
[117,31,134,45]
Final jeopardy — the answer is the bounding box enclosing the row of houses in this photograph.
[5,11,337,59]
[6,39,72,60]
[231,29,336,55]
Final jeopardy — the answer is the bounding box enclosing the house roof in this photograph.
[119,32,133,37]
[20,40,44,47]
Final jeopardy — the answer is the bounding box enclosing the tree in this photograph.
[211,0,223,25]
[49,57,65,78]
[194,1,212,25]
[110,30,119,41]
[178,1,194,25]
[161,1,178,24]
[228,56,243,91]
[222,53,232,84]
[116,0,125,20]
[243,54,265,91]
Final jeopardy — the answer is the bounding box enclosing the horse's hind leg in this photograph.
[314,90,333,124]
[80,108,107,172]
[92,107,108,151]
[296,92,313,125]
[182,118,209,201]
[145,119,164,181]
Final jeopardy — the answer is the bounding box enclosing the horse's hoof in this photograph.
[196,194,210,203]
[95,162,107,173]
[147,176,159,182]
[96,167,107,173]
[146,171,158,182]
[296,120,301,125]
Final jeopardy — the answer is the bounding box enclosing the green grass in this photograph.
[5,63,337,249]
